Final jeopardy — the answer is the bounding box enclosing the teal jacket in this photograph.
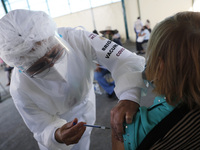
[123,96,175,150]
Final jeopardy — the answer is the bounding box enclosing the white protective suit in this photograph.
[10,27,145,150]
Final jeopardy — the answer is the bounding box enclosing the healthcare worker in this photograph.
[0,10,145,150]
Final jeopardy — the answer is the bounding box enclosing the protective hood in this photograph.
[0,9,57,69]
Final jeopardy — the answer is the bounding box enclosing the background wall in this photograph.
[54,2,126,41]
[138,0,192,31]
[53,0,193,42]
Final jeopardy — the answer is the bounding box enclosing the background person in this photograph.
[4,64,14,86]
[134,17,143,40]
[94,64,115,98]
[145,19,151,33]
[112,29,122,46]
[92,29,98,35]
[136,26,150,55]
[112,11,200,150]
[0,9,145,150]
[100,27,122,46]
[100,26,115,40]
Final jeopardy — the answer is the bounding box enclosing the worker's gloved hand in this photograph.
[110,100,139,142]
[55,118,86,145]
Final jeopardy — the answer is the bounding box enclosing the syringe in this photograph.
[84,124,110,129]
[73,122,110,129]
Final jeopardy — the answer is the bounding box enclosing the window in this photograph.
[112,0,120,2]
[28,0,49,14]
[48,0,70,18]
[2,0,121,18]
[0,2,6,18]
[90,0,112,8]
[69,0,90,13]
[7,0,29,10]
[193,0,200,12]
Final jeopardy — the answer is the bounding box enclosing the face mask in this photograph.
[141,68,155,97]
[142,68,155,88]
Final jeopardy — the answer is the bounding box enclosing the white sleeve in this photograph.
[61,27,146,104]
[10,84,72,150]
[118,88,141,104]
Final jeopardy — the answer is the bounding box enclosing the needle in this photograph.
[73,122,110,129]
[84,124,110,129]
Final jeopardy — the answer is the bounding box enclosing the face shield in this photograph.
[23,34,70,79]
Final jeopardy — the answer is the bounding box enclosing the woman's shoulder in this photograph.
[139,96,176,125]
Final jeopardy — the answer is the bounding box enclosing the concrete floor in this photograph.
[0,41,155,150]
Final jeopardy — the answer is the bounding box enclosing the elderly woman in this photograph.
[112,11,200,150]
